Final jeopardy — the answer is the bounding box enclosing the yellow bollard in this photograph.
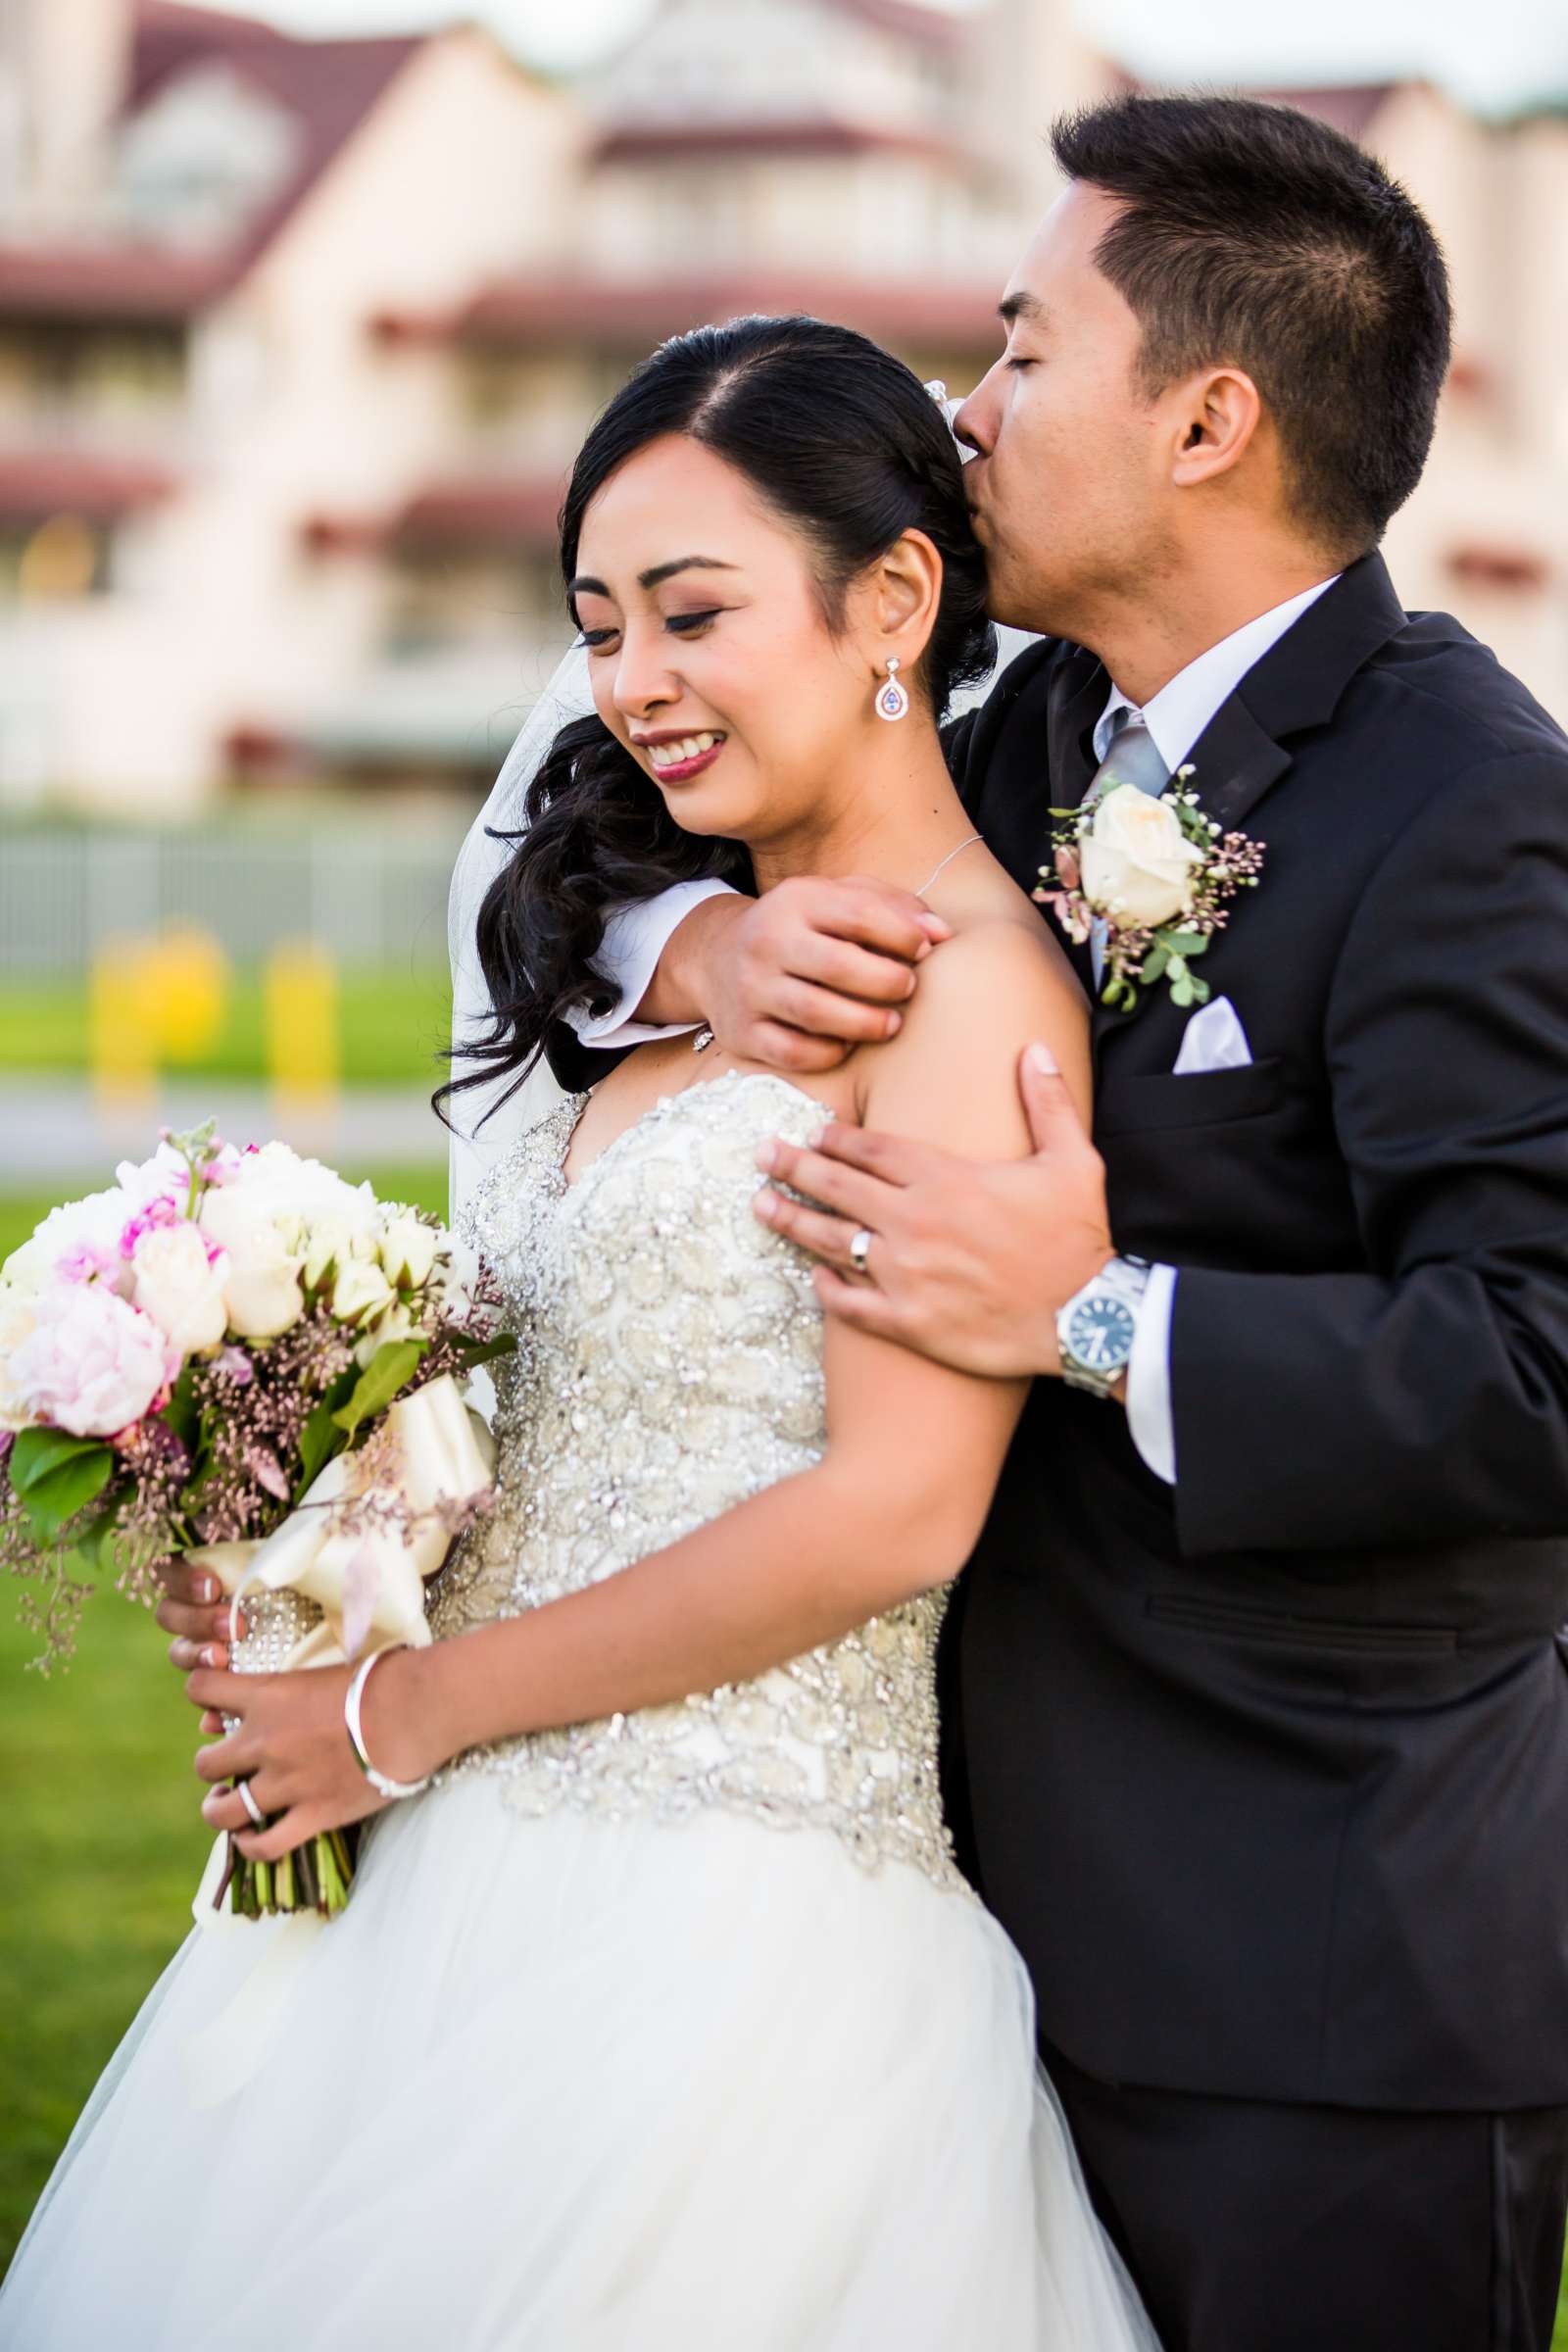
[149,925,230,1065]
[90,934,160,1108]
[264,940,339,1130]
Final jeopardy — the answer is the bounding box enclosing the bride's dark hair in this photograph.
[436,313,995,1129]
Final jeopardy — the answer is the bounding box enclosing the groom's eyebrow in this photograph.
[999,291,1047,327]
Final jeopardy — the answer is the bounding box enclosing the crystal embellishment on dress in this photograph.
[427,1069,968,1894]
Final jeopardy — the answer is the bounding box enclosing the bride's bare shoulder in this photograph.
[857,873,1091,1143]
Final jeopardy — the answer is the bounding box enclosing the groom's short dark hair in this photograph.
[1052,93,1451,557]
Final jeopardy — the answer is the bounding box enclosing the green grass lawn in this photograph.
[0,965,453,1087]
[0,1580,213,2268]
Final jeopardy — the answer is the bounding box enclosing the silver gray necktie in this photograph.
[1087,718,1171,989]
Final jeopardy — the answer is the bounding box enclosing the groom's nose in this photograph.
[954,372,997,459]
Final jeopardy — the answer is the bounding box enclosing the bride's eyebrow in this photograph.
[568,556,739,599]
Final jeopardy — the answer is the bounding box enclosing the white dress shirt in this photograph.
[575,576,1340,1486]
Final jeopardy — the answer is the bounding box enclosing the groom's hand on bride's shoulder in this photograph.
[754,1044,1113,1381]
[678,877,951,1075]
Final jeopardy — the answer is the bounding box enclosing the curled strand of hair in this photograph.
[433,711,750,1132]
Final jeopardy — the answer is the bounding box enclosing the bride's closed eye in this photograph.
[577,611,724,653]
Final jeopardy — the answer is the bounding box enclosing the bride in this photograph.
[1,317,1154,2350]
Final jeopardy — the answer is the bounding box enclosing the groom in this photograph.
[545,94,1568,2351]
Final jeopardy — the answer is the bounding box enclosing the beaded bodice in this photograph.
[427,1068,964,1891]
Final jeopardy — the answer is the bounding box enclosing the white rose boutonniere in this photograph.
[1036,765,1265,1014]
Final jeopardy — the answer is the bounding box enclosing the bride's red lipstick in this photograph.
[634,732,727,784]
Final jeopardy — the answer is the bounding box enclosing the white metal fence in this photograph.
[0,819,474,973]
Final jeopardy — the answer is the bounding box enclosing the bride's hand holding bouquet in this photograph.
[0,1119,512,1917]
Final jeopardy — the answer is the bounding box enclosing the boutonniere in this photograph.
[1034,766,1265,1014]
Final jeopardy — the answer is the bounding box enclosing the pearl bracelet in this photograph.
[344,1644,431,1802]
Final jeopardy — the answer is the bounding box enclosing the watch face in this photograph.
[1066,1295,1137,1374]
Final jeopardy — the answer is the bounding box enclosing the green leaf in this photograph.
[1188,975,1212,1005]
[1169,978,1196,1008]
[1160,930,1209,959]
[330,1339,428,1440]
[1140,945,1170,986]
[20,1446,115,1543]
[8,1427,107,1495]
[72,1493,125,1571]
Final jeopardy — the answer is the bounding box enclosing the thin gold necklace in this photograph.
[692,832,983,1054]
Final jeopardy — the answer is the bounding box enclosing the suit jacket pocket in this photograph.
[1147,1592,1458,1656]
[1096,1055,1286,1137]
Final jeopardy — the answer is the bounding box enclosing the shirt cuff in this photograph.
[1125,1262,1177,1485]
[564,878,742,1050]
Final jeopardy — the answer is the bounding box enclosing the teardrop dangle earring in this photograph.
[874,658,909,723]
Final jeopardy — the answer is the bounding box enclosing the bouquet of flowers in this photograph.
[0,1120,512,1918]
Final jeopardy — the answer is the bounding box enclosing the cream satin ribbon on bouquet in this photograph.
[179,1373,494,2107]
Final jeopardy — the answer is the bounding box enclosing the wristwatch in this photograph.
[1055,1254,1152,1399]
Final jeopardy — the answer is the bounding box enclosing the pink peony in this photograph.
[7,1284,177,1439]
[118,1195,181,1260]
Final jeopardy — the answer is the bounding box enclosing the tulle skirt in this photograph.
[2,1778,1156,2350]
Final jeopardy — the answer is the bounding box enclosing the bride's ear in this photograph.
[854,528,943,679]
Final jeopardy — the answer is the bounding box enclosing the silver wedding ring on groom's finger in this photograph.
[236,1776,268,1831]
[849,1227,875,1278]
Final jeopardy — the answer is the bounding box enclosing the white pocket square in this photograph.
[1172,996,1252,1075]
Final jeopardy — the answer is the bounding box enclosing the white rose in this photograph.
[329,1256,396,1327]
[198,1188,304,1340]
[227,1144,380,1239]
[379,1213,439,1292]
[1079,785,1205,931]
[129,1222,230,1358]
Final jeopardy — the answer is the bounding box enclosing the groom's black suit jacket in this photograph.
[943,552,1568,2113]
[550,553,1568,2113]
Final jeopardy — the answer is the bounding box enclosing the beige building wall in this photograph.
[1372,88,1568,722]
[0,27,579,814]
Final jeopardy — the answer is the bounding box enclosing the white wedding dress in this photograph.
[2,1070,1156,2352]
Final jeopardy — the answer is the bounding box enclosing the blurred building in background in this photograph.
[0,0,1564,818]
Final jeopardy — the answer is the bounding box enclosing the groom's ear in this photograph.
[1167,366,1264,493]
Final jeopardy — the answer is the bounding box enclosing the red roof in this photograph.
[130,7,423,279]
[395,477,570,551]
[0,243,229,322]
[0,7,424,324]
[385,271,1001,358]
[594,120,961,167]
[0,451,180,524]
[830,0,967,47]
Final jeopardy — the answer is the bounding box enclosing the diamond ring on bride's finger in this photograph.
[849,1227,875,1278]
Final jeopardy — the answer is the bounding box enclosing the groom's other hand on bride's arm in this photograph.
[156,1558,239,1676]
[643,877,951,1073]
[755,1042,1112,1380]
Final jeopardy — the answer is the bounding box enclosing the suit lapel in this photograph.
[1088,554,1410,1066]
[1046,646,1108,817]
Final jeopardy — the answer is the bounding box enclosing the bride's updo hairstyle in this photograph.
[438,313,994,1125]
